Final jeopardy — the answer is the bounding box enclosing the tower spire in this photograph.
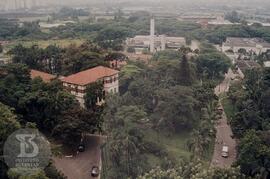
[150,17,155,53]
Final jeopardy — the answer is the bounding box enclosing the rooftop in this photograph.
[224,37,270,48]
[236,60,261,71]
[30,69,56,83]
[264,61,270,67]
[127,35,186,47]
[61,66,119,86]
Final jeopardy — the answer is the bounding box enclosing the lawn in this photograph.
[144,128,192,163]
[7,39,85,49]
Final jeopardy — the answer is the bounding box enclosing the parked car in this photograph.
[221,146,229,158]
[91,166,99,177]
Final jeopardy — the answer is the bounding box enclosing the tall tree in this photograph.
[178,55,196,86]
[0,102,20,179]
[0,44,3,53]
[84,81,104,110]
[52,107,101,147]
[154,86,198,132]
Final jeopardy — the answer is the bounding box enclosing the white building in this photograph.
[61,66,119,106]
[222,37,270,55]
[264,61,270,68]
[126,18,186,54]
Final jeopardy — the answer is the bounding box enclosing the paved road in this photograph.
[53,135,104,179]
[215,69,236,96]
[211,103,237,168]
[211,69,237,168]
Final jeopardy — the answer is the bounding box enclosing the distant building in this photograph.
[0,40,10,46]
[126,35,186,53]
[30,69,56,83]
[126,18,186,54]
[208,20,240,26]
[264,61,270,68]
[39,21,75,29]
[0,57,10,65]
[222,37,270,55]
[178,15,220,22]
[236,60,261,78]
[110,60,127,70]
[61,66,119,106]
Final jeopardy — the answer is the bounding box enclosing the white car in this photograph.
[91,166,100,177]
[221,146,229,158]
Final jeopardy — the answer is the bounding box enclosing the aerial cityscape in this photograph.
[0,0,270,179]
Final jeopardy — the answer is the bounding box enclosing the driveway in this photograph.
[53,135,104,179]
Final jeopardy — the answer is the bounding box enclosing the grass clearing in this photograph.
[7,39,85,49]
[144,128,191,162]
[146,154,161,167]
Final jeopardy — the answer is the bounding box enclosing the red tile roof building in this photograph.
[30,70,56,83]
[61,66,119,106]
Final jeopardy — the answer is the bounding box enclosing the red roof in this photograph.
[30,70,56,83]
[61,66,119,86]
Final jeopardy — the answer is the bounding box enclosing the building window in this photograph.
[114,88,117,93]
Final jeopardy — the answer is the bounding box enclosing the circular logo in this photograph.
[3,128,51,174]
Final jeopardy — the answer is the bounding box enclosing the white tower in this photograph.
[161,35,166,51]
[150,18,155,53]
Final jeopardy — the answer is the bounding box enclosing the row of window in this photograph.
[104,76,118,84]
[110,88,118,94]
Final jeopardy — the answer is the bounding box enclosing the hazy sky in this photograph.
[1,0,270,11]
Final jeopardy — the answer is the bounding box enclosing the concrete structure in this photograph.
[126,18,186,54]
[126,35,186,54]
[150,18,155,53]
[222,37,270,55]
[61,66,119,106]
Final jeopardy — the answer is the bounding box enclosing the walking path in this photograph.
[211,69,237,168]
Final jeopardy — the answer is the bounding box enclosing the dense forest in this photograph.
[227,68,270,178]
[101,45,232,178]
[2,11,270,46]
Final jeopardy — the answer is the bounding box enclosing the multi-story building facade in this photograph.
[222,37,270,55]
[61,66,119,106]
